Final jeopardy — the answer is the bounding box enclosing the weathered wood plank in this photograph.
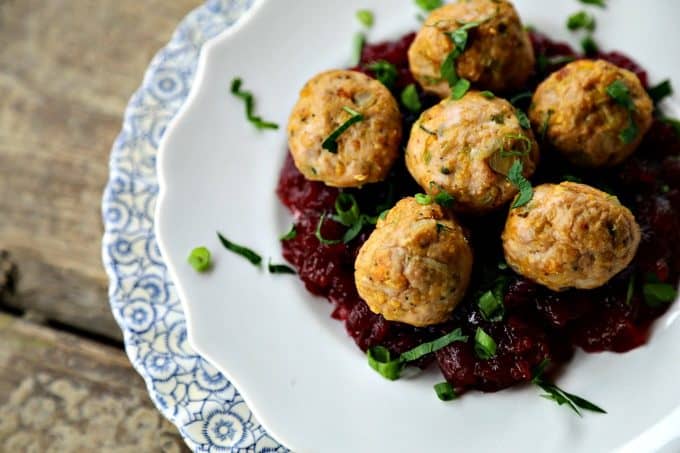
[0,313,190,452]
[0,0,199,339]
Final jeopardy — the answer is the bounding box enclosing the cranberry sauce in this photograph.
[277,31,679,393]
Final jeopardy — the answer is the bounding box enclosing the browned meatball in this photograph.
[530,59,653,167]
[354,197,473,327]
[406,91,539,213]
[502,182,641,291]
[408,0,535,97]
[287,70,402,187]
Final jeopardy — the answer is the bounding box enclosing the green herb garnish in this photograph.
[414,0,443,12]
[509,91,533,106]
[332,192,378,243]
[500,133,532,157]
[581,35,599,55]
[268,260,296,275]
[451,78,471,100]
[434,382,457,401]
[230,78,279,130]
[625,274,635,306]
[400,84,422,112]
[473,327,497,360]
[366,60,398,89]
[280,225,297,241]
[648,80,673,104]
[579,0,606,7]
[478,290,505,322]
[419,123,437,136]
[187,246,211,272]
[415,193,433,205]
[532,359,607,416]
[480,90,495,99]
[217,233,262,266]
[322,106,364,153]
[507,160,533,208]
[516,109,531,129]
[367,328,468,380]
[540,109,554,141]
[606,79,639,144]
[567,11,596,32]
[352,32,366,66]
[643,283,678,307]
[441,20,484,98]
[315,213,342,245]
[356,9,374,27]
[429,181,455,208]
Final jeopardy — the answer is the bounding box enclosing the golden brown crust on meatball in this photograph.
[354,197,473,327]
[405,91,539,213]
[408,0,535,97]
[502,182,641,291]
[529,59,653,167]
[287,70,402,188]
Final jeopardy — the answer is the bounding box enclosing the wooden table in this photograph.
[0,0,202,450]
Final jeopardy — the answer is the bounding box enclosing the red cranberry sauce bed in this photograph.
[276,31,680,394]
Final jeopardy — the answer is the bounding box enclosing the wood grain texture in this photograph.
[0,0,199,338]
[0,313,190,452]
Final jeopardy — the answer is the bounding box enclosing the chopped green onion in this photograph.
[367,346,404,380]
[322,106,364,153]
[579,0,606,7]
[661,117,680,137]
[217,233,262,266]
[268,260,296,275]
[230,78,279,130]
[434,382,457,401]
[625,274,635,306]
[567,11,596,32]
[366,60,398,89]
[480,90,495,99]
[474,327,497,360]
[516,109,531,129]
[532,359,607,416]
[509,91,533,106]
[648,80,673,104]
[280,225,297,241]
[414,0,443,12]
[415,193,433,205]
[333,193,361,226]
[451,78,471,100]
[581,35,599,55]
[478,290,504,322]
[378,209,389,220]
[400,84,422,112]
[429,181,455,208]
[643,283,678,307]
[187,246,211,272]
[400,328,468,362]
[352,32,365,66]
[440,51,458,87]
[607,79,639,144]
[356,9,374,27]
[315,213,342,245]
[507,160,534,208]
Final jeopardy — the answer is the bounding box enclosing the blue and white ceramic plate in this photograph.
[102,1,286,451]
[105,0,680,452]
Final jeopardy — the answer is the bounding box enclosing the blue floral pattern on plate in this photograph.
[101,1,287,451]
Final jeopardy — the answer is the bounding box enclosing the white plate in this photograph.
[156,1,680,451]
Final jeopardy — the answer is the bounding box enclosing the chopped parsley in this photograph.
[643,282,678,307]
[507,160,534,208]
[473,327,497,360]
[532,359,607,416]
[480,90,495,99]
[648,80,673,104]
[400,84,422,112]
[606,79,639,144]
[368,328,468,380]
[415,193,433,205]
[230,78,279,130]
[451,78,471,100]
[280,225,297,241]
[217,233,262,266]
[322,106,364,153]
[429,181,455,208]
[331,192,377,243]
[187,246,211,272]
[434,382,457,401]
[366,60,399,89]
[579,0,606,7]
[581,35,599,55]
[567,11,596,32]
[440,20,485,99]
[356,9,374,27]
[414,0,443,12]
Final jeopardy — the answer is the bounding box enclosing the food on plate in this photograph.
[405,91,539,213]
[530,59,653,167]
[408,0,534,98]
[354,197,473,327]
[502,182,640,291]
[287,69,402,187]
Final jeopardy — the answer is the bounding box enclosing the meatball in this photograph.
[502,182,641,291]
[405,91,539,213]
[408,0,534,98]
[287,70,402,188]
[530,59,653,167]
[354,197,473,327]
